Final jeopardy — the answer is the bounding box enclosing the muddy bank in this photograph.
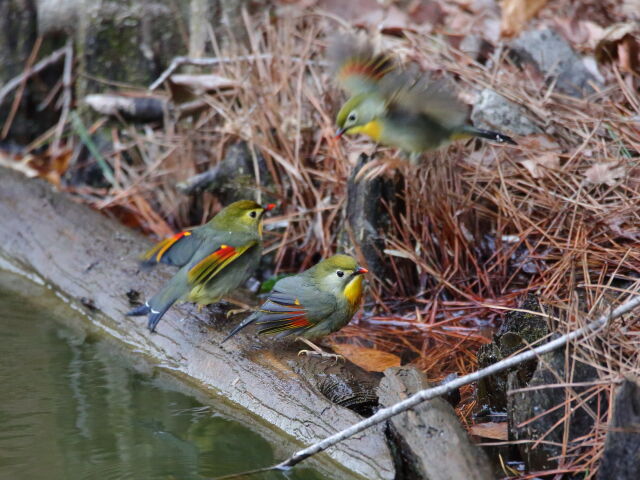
[0,166,394,480]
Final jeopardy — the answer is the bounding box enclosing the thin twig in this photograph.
[0,44,67,107]
[148,54,274,90]
[148,53,328,90]
[210,294,640,480]
[52,39,73,154]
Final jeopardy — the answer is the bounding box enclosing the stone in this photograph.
[471,89,541,136]
[509,28,602,98]
[378,366,494,480]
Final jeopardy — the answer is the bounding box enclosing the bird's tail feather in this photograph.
[126,303,151,317]
[456,126,517,145]
[221,313,257,344]
[126,290,179,333]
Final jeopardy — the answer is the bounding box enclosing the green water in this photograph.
[0,272,328,480]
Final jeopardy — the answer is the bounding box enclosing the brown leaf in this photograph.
[330,343,401,372]
[521,152,560,179]
[583,162,625,186]
[500,0,548,38]
[469,422,508,440]
[595,22,639,73]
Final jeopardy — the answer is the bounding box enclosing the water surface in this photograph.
[0,271,328,480]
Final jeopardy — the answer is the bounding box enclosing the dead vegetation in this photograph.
[1,0,639,478]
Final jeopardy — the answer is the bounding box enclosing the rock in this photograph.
[177,141,273,205]
[77,1,186,99]
[471,89,541,136]
[509,342,600,471]
[476,294,548,412]
[344,154,396,281]
[378,366,494,480]
[597,376,640,480]
[509,28,602,98]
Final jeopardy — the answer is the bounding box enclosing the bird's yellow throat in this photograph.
[343,274,364,311]
[347,120,382,142]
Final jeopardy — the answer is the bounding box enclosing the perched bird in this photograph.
[330,35,516,162]
[222,254,368,359]
[127,200,275,332]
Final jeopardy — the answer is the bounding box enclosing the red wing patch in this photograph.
[339,55,393,83]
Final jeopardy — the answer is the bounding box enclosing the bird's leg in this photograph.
[296,337,344,363]
[222,297,255,318]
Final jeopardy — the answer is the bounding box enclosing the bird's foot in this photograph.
[226,307,254,318]
[298,349,344,363]
[296,337,344,364]
[220,297,254,318]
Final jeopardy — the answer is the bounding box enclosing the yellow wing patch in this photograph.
[188,242,255,285]
[141,230,192,263]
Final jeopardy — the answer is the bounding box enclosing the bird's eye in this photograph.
[336,270,344,278]
[347,113,356,122]
[249,211,257,218]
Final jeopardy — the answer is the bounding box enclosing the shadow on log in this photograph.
[0,166,394,480]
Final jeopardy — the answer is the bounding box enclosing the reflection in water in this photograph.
[0,274,326,480]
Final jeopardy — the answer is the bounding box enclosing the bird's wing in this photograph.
[380,69,468,129]
[329,34,394,96]
[140,228,202,268]
[255,277,336,337]
[187,241,258,285]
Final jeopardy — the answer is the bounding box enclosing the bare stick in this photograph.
[211,294,640,479]
[149,54,328,90]
[0,45,67,107]
[52,39,73,154]
[148,54,273,91]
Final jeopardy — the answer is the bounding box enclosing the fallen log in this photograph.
[0,166,394,480]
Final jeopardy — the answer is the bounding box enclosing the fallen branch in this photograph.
[212,294,640,479]
[0,44,67,107]
[52,39,73,154]
[148,54,273,91]
[149,54,328,90]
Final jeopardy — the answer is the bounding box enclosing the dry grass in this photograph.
[3,1,640,478]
